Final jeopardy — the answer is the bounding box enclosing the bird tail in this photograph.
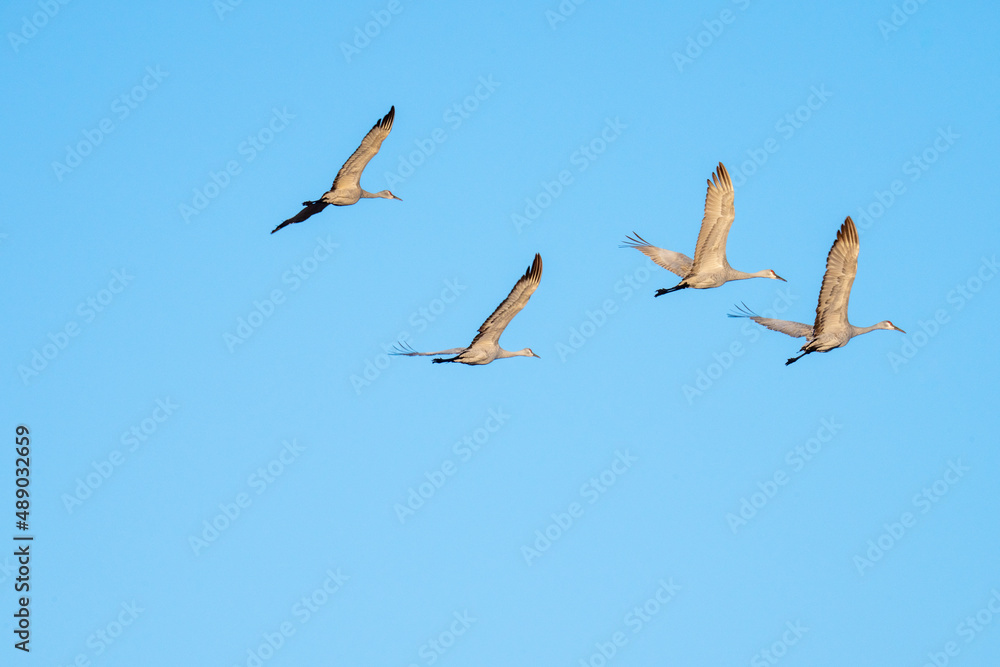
[271,200,329,234]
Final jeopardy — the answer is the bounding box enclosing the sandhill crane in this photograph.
[271,106,401,234]
[730,216,904,365]
[621,162,784,295]
[391,254,543,365]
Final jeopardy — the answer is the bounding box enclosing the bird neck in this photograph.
[852,323,882,336]
[727,269,767,281]
[497,348,530,359]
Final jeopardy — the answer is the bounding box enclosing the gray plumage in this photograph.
[622,162,785,295]
[392,254,543,365]
[730,216,905,365]
[272,106,401,234]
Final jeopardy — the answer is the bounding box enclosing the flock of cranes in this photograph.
[272,106,904,366]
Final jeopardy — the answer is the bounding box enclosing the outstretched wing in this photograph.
[467,254,542,349]
[390,341,466,357]
[729,303,812,338]
[331,106,395,192]
[621,233,693,277]
[813,217,860,335]
[691,162,736,273]
[272,200,329,233]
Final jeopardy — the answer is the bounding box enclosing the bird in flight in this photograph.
[622,162,784,295]
[730,216,904,365]
[271,106,401,234]
[392,254,543,365]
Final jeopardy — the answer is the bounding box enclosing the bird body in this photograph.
[730,216,904,365]
[622,162,784,295]
[392,254,543,366]
[271,106,401,234]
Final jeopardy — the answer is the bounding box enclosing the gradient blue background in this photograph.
[4,1,999,665]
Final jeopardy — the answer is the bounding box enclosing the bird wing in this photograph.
[330,106,395,192]
[272,200,330,233]
[390,341,466,357]
[813,217,860,335]
[728,304,812,338]
[691,162,736,273]
[621,233,693,277]
[467,254,543,349]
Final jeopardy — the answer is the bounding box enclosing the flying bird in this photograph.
[391,254,543,365]
[271,106,401,234]
[621,162,784,295]
[730,216,904,365]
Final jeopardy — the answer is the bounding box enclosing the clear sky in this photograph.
[4,1,1000,665]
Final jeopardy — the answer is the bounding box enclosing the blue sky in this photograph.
[4,1,1000,665]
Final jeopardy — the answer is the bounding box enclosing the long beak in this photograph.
[894,325,906,333]
[532,352,541,358]
[393,194,403,201]
[775,274,787,282]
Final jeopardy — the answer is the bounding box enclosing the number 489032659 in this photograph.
[15,425,29,528]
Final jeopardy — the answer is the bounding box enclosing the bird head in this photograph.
[880,320,905,333]
[379,190,402,201]
[769,270,786,282]
[523,348,540,359]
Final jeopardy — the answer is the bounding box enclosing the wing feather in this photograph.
[813,217,859,335]
[728,303,812,338]
[621,233,693,277]
[390,341,466,357]
[691,162,736,273]
[467,254,542,349]
[271,200,329,233]
[331,106,395,191]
